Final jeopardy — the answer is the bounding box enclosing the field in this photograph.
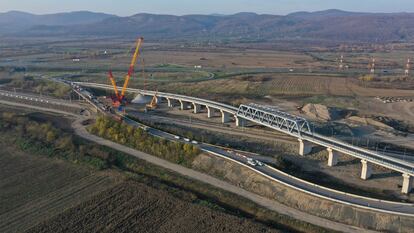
[1,37,414,232]
[0,107,331,233]
[0,141,284,233]
[1,37,413,165]
[29,181,281,233]
[0,142,120,233]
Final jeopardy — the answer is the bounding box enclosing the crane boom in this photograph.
[108,70,120,100]
[121,37,144,99]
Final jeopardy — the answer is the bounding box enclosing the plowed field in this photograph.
[0,145,119,233]
[29,181,281,233]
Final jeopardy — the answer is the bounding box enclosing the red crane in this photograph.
[108,37,144,110]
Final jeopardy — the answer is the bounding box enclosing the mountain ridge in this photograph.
[1,10,414,42]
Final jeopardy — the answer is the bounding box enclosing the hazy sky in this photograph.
[1,0,414,16]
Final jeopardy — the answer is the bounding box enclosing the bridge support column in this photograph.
[327,148,339,167]
[298,139,312,156]
[166,98,173,108]
[360,160,372,180]
[192,103,201,114]
[179,100,189,110]
[402,174,413,194]
[221,110,230,123]
[235,116,246,127]
[207,107,215,118]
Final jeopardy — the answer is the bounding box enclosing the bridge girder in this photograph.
[236,104,312,137]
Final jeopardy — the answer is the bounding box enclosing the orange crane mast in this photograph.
[107,37,144,109]
[120,37,144,101]
[108,70,120,101]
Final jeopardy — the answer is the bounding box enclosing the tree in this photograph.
[46,130,57,142]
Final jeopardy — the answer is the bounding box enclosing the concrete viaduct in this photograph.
[76,82,414,194]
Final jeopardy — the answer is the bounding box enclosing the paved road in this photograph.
[77,82,414,177]
[72,118,378,233]
[3,92,414,215]
[2,96,412,232]
[129,110,296,144]
[122,116,414,216]
[0,100,79,117]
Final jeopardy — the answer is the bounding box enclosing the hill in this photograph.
[0,11,115,33]
[1,10,414,42]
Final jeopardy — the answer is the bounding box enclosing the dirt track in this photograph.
[72,118,376,233]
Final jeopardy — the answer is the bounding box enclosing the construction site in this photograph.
[1,9,414,232]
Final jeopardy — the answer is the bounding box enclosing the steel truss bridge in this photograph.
[237,104,312,137]
[75,82,414,179]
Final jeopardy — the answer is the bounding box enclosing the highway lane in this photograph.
[304,133,414,175]
[3,90,412,231]
[0,89,79,108]
[71,117,377,233]
[76,82,414,176]
[127,110,296,144]
[201,144,414,215]
[122,116,414,216]
[73,83,414,216]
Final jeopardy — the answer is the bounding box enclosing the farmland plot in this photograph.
[29,181,281,233]
[0,145,119,233]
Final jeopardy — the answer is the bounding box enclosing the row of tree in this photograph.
[8,76,71,98]
[89,116,201,167]
[0,112,112,169]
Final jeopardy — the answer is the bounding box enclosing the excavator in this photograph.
[108,37,144,111]
[145,91,158,111]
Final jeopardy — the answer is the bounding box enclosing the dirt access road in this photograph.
[0,98,377,232]
[72,118,377,233]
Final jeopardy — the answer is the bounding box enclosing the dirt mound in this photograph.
[302,104,341,121]
[29,181,281,233]
[131,94,152,104]
[347,116,394,131]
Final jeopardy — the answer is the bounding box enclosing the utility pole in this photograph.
[339,54,344,70]
[405,58,410,77]
[370,57,376,74]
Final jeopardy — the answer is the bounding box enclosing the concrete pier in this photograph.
[221,110,230,123]
[327,148,339,167]
[207,107,215,118]
[360,160,372,180]
[179,100,189,110]
[235,116,246,127]
[298,139,313,156]
[192,103,201,114]
[402,173,413,194]
[166,98,173,108]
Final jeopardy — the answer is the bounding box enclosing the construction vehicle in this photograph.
[145,91,158,111]
[108,37,144,111]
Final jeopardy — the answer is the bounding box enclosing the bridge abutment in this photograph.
[192,103,201,114]
[221,110,230,123]
[360,160,372,180]
[402,173,413,194]
[298,139,313,156]
[327,148,339,167]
